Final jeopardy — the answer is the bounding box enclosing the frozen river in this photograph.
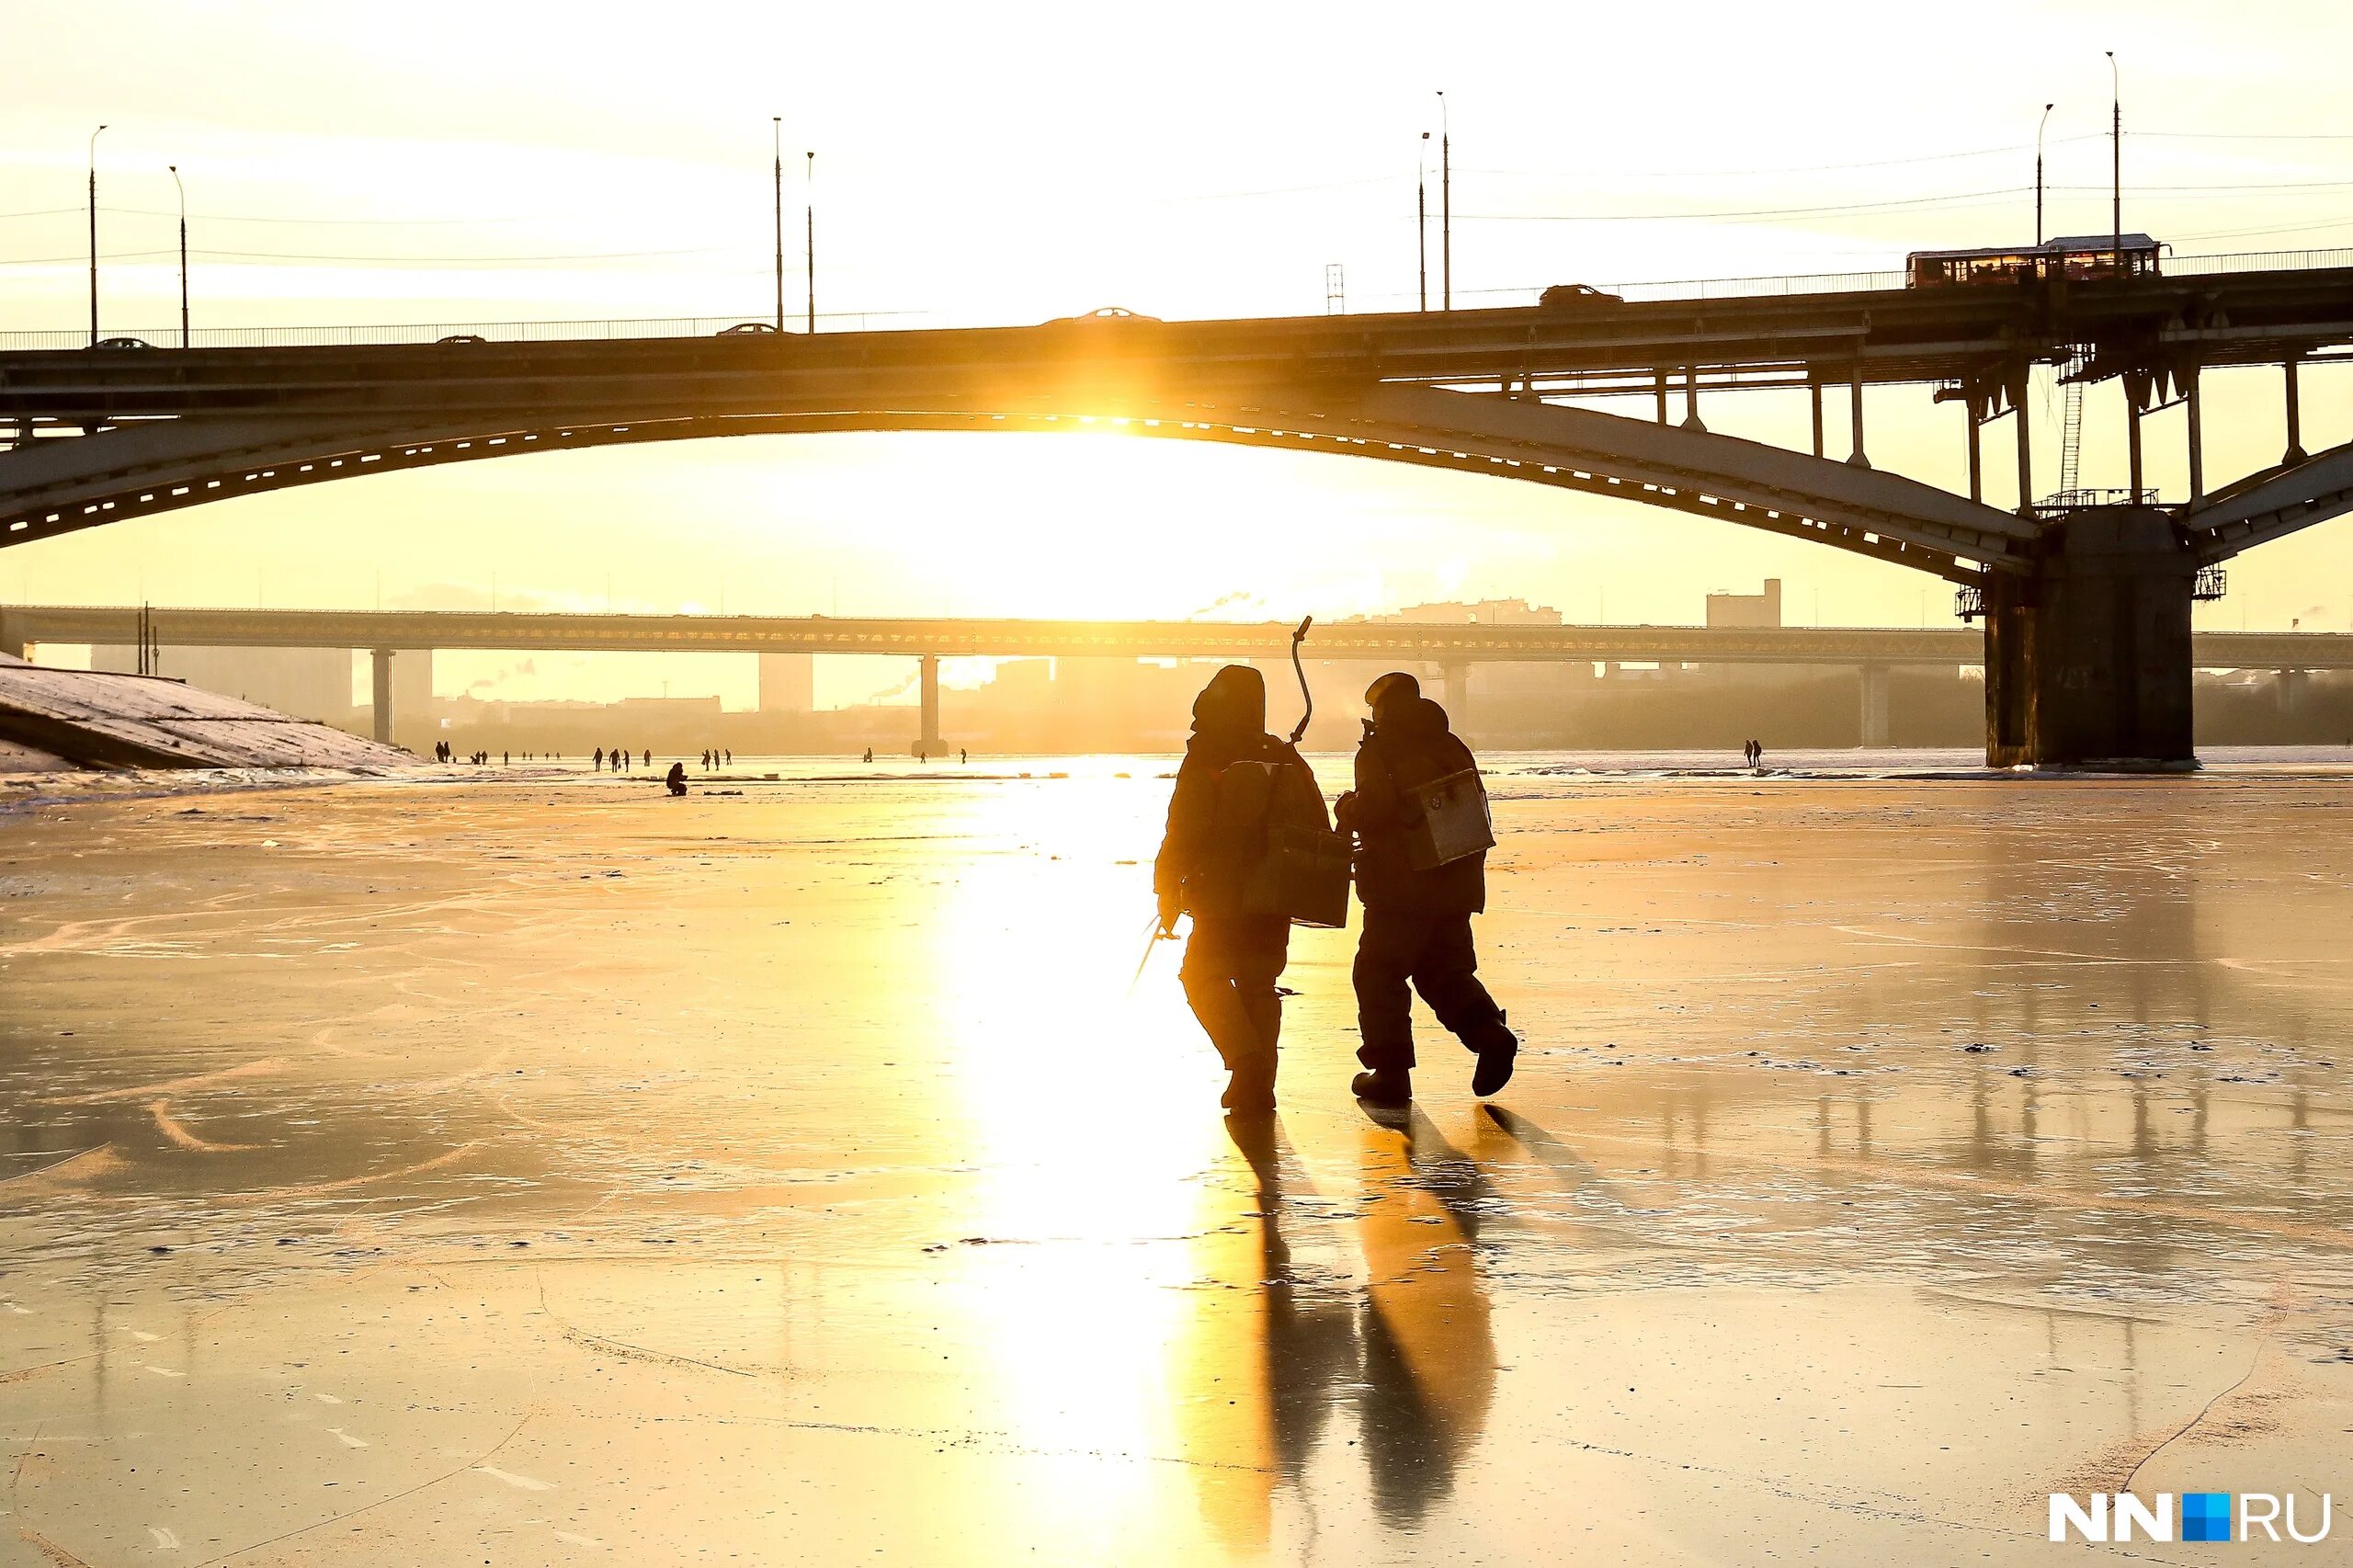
[3,757,2350,1563]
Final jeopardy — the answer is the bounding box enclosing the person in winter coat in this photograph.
[1154,665,1314,1114]
[1336,672,1518,1106]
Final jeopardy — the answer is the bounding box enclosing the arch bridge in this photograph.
[6,261,2353,765]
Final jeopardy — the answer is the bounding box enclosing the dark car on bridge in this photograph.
[1536,284,1624,311]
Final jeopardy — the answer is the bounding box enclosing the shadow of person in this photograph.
[1350,1108,1498,1529]
[1172,1113,1358,1553]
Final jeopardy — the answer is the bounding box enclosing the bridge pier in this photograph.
[1858,663,1891,748]
[1983,507,2195,768]
[1440,660,1471,734]
[2278,667,2309,714]
[369,648,394,744]
[912,653,943,758]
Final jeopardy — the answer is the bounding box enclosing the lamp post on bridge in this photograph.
[2106,51,2121,272]
[1436,90,1450,312]
[1417,131,1429,312]
[168,164,188,348]
[805,150,815,333]
[772,118,785,333]
[2034,102,2052,247]
[86,124,108,348]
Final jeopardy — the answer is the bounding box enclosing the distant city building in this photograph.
[1706,579,1783,630]
[756,653,814,714]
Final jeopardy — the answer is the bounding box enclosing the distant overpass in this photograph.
[7,605,2347,753]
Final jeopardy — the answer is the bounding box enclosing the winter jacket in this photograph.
[1340,695,1485,915]
[1155,665,1315,922]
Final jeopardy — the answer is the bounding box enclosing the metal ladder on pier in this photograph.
[2058,379,2086,496]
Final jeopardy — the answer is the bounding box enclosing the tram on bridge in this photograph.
[1906,233,2162,288]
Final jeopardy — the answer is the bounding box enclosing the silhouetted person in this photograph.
[594,746,605,770]
[1155,665,1312,1114]
[960,747,968,765]
[724,748,732,765]
[1337,672,1516,1106]
[863,747,874,764]
[665,761,688,796]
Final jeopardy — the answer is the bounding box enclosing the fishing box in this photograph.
[1244,824,1352,929]
[1403,767,1495,870]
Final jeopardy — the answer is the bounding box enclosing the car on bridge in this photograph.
[87,336,153,350]
[717,322,781,335]
[1536,283,1624,311]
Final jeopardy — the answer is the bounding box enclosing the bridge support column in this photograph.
[369,648,394,744]
[2285,353,2307,465]
[1858,663,1892,748]
[2010,370,2033,518]
[1440,660,1471,735]
[1965,405,1984,504]
[1847,371,1869,469]
[2184,365,2205,503]
[1982,507,2195,768]
[912,653,943,758]
[2278,668,2309,714]
[1810,381,1824,459]
[2125,371,2147,497]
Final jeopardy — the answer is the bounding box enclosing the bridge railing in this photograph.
[0,310,934,353]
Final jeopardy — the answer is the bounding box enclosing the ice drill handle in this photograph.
[1289,616,1314,744]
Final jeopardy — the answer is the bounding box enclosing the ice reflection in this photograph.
[1167,1109,1499,1549]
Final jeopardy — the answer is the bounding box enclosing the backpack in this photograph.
[1214,753,1351,929]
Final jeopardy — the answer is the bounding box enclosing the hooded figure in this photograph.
[1336,673,1517,1106]
[1155,665,1309,1114]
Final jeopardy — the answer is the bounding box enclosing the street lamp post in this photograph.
[1417,131,1430,312]
[805,151,815,334]
[1437,91,1450,312]
[772,118,784,333]
[2034,102,2053,247]
[87,124,108,347]
[168,164,188,347]
[2107,51,2121,272]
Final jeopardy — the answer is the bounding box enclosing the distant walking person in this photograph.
[1337,672,1517,1106]
[642,749,651,767]
[1155,665,1317,1114]
[594,746,604,771]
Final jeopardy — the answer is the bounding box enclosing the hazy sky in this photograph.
[6,1,2353,707]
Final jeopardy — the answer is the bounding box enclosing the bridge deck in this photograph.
[6,267,2353,420]
[6,608,2348,671]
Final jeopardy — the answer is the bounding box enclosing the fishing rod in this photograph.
[1289,615,1314,744]
[1124,912,1170,1000]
